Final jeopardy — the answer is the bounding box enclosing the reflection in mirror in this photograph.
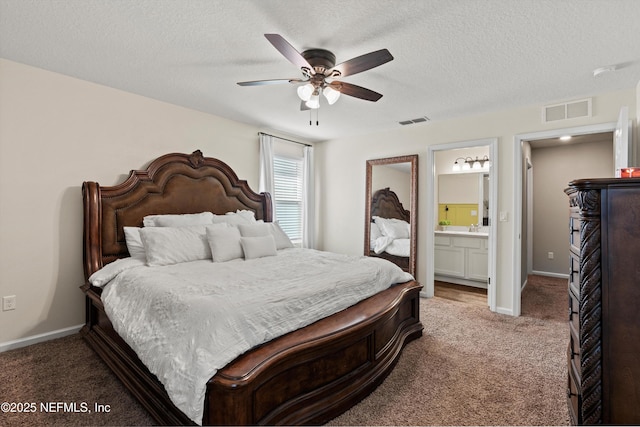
[365,155,418,277]
[438,173,489,227]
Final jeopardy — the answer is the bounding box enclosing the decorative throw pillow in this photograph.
[206,224,244,262]
[240,235,278,260]
[238,222,271,237]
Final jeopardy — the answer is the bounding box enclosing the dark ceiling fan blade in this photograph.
[329,49,393,77]
[237,78,305,86]
[329,81,383,102]
[264,34,315,74]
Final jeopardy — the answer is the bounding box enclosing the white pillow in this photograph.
[212,210,256,225]
[370,222,382,249]
[139,226,211,266]
[375,217,410,239]
[237,222,294,249]
[269,222,294,249]
[370,222,382,240]
[238,222,271,237]
[89,257,146,287]
[123,226,146,260]
[143,212,213,227]
[206,225,243,262]
[240,235,277,259]
[234,209,257,222]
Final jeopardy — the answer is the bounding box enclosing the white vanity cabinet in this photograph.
[434,232,488,288]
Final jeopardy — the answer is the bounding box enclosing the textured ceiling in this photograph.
[1,0,639,142]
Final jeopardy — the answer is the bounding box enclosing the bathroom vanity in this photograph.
[434,229,488,288]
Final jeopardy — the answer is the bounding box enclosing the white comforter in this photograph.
[97,248,413,424]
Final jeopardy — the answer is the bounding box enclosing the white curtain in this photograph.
[259,133,276,221]
[302,145,315,249]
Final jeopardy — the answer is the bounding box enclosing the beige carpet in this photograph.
[0,275,569,426]
[328,275,570,425]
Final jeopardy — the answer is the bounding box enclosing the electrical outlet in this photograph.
[548,252,554,260]
[2,295,16,311]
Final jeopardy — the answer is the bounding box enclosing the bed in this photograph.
[80,150,423,425]
[369,187,411,272]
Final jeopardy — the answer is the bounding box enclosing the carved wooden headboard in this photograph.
[82,150,272,280]
[370,187,410,222]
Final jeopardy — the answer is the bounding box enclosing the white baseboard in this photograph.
[495,306,514,316]
[531,270,569,279]
[0,324,83,353]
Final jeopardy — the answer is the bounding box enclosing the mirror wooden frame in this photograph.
[364,155,418,277]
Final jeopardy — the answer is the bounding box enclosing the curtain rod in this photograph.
[258,132,312,147]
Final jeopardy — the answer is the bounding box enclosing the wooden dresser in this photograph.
[565,178,640,424]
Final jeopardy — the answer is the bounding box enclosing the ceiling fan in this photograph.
[237,34,393,110]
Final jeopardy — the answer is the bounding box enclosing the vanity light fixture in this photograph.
[452,155,490,172]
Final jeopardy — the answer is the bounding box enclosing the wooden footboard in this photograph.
[81,280,423,425]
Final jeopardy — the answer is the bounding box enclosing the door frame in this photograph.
[512,122,617,316]
[426,138,498,311]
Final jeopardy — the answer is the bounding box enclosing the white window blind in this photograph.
[273,155,303,242]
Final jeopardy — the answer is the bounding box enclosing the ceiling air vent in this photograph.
[399,116,430,126]
[542,98,591,123]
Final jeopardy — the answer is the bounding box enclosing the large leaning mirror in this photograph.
[365,155,418,277]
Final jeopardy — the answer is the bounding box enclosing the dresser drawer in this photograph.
[568,289,580,336]
[568,330,580,376]
[569,253,580,297]
[569,214,581,255]
[567,365,582,425]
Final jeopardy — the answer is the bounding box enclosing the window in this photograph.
[273,155,303,243]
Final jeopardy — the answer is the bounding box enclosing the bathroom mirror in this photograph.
[438,172,489,226]
[365,155,418,277]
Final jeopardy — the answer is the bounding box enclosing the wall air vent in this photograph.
[399,116,430,126]
[542,98,591,123]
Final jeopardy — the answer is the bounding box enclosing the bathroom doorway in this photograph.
[426,138,498,311]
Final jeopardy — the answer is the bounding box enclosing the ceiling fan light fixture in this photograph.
[306,89,320,109]
[297,83,314,101]
[323,85,341,105]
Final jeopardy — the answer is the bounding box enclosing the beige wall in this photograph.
[317,89,637,314]
[531,139,613,275]
[0,59,270,343]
